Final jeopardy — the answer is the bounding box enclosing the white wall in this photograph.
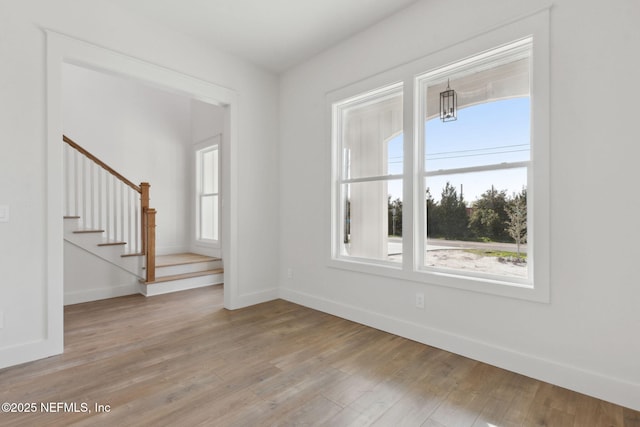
[279,0,640,410]
[191,99,225,144]
[63,63,192,255]
[64,242,139,305]
[0,0,279,368]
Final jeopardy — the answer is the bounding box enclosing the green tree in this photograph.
[506,189,527,256]
[469,186,509,241]
[387,197,403,236]
[435,182,468,239]
[343,199,351,243]
[425,188,437,237]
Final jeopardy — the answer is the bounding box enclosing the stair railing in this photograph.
[63,135,156,282]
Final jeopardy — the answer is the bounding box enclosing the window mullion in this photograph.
[402,75,414,273]
[341,174,403,184]
[425,161,530,177]
[414,76,428,272]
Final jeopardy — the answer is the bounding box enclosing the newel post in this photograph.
[145,208,156,283]
[140,182,150,253]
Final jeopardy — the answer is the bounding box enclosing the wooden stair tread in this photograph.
[97,241,127,246]
[73,229,105,234]
[64,215,81,219]
[144,268,224,285]
[155,253,221,267]
[121,252,144,258]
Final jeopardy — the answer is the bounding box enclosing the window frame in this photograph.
[194,136,221,248]
[331,82,404,268]
[415,38,533,287]
[327,9,549,302]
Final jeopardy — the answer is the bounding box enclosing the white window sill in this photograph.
[328,256,549,303]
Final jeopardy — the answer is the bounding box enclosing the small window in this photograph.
[332,83,403,265]
[196,142,220,244]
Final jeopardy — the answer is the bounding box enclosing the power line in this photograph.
[428,148,529,161]
[387,149,528,164]
[428,143,528,156]
[388,143,528,157]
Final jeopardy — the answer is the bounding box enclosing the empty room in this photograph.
[1,0,639,425]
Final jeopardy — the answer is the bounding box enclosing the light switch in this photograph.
[0,205,9,222]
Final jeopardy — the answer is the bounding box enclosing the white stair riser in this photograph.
[155,260,223,277]
[65,231,111,246]
[140,273,223,297]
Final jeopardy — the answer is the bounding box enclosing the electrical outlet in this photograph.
[287,268,293,279]
[415,293,425,309]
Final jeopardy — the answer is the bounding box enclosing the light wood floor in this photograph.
[1,286,638,427]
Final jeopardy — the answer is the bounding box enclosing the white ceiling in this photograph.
[109,0,420,72]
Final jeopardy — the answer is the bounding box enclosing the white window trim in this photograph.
[328,9,550,303]
[415,37,533,288]
[194,135,221,248]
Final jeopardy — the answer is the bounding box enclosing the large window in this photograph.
[417,39,532,284]
[195,139,220,245]
[330,11,549,301]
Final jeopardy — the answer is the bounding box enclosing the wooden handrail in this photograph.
[63,135,141,193]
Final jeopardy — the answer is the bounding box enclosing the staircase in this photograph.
[141,253,223,296]
[63,135,223,302]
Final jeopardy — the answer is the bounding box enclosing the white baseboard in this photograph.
[279,287,640,412]
[233,287,279,309]
[64,284,140,305]
[0,337,63,370]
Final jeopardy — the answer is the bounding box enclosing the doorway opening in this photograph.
[46,30,240,360]
[61,63,226,304]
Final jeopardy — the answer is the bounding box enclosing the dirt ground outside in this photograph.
[424,249,527,278]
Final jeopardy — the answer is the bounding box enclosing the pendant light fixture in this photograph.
[440,79,457,122]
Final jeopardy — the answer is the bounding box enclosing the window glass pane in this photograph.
[387,133,403,175]
[341,89,403,180]
[425,98,530,170]
[424,168,527,279]
[340,180,402,263]
[202,148,218,194]
[200,194,218,240]
[424,57,530,171]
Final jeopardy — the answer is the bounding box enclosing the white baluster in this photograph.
[64,145,69,216]
[98,168,103,230]
[82,156,88,225]
[106,174,111,240]
[134,202,139,253]
[113,176,118,242]
[74,150,79,217]
[90,162,95,229]
[127,188,132,252]
[120,181,125,243]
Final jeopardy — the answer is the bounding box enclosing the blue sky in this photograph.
[387,97,530,204]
